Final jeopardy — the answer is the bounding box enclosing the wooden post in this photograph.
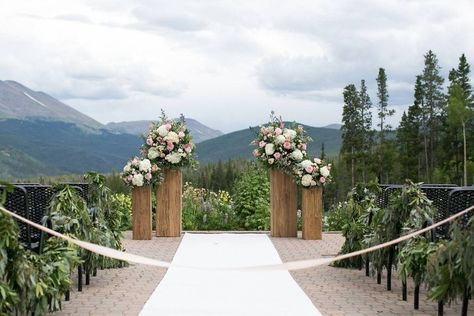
[270,169,297,237]
[302,187,323,240]
[132,186,152,240]
[156,169,182,237]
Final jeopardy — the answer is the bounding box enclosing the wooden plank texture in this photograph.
[270,169,297,237]
[156,169,182,237]
[132,186,152,240]
[302,187,323,240]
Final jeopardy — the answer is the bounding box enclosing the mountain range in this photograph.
[0,80,342,179]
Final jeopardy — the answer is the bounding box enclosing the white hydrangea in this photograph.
[290,149,303,161]
[320,166,330,177]
[132,174,144,187]
[165,152,182,164]
[165,131,179,143]
[147,147,159,159]
[265,143,275,156]
[123,163,131,172]
[157,125,169,137]
[300,159,313,169]
[283,128,297,140]
[139,159,151,172]
[301,174,313,187]
[275,135,286,144]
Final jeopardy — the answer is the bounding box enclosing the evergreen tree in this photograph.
[341,84,363,187]
[376,68,395,183]
[420,50,445,182]
[320,142,326,160]
[446,84,474,185]
[359,79,373,183]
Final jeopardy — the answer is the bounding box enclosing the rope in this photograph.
[1,204,473,271]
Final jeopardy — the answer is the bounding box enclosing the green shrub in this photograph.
[110,193,132,231]
[232,165,270,230]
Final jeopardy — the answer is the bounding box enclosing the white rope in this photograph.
[1,204,473,271]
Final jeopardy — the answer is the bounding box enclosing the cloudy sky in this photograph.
[1,0,473,132]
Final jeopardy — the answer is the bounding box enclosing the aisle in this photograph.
[139,233,321,316]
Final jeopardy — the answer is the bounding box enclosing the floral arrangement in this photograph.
[142,111,196,169]
[122,157,160,187]
[294,158,332,187]
[252,113,311,172]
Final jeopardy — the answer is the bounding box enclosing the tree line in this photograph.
[338,50,473,194]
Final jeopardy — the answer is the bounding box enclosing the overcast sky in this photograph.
[1,0,473,132]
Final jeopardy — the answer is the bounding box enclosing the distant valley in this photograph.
[0,80,342,179]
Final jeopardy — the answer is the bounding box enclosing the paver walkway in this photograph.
[53,232,473,316]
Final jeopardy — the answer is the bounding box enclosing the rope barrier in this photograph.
[1,204,473,271]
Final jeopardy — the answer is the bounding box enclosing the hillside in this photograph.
[0,119,142,179]
[0,80,102,129]
[196,124,342,164]
[106,118,223,143]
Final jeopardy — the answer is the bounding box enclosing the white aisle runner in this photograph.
[139,233,321,316]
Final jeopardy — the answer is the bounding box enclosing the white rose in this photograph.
[320,166,330,177]
[165,152,182,164]
[301,174,313,187]
[290,149,303,161]
[165,131,179,143]
[157,125,169,137]
[132,174,144,187]
[300,160,312,169]
[147,147,159,160]
[139,159,151,172]
[275,135,286,144]
[123,163,131,173]
[283,128,297,140]
[265,143,275,156]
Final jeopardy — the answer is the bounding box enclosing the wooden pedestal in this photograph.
[302,187,323,240]
[270,169,297,237]
[156,169,182,237]
[132,186,152,240]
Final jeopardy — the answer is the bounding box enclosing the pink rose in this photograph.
[127,175,133,182]
[259,141,266,148]
[273,152,281,160]
[301,143,307,150]
[253,149,260,157]
[310,180,317,186]
[283,141,291,150]
[146,137,153,146]
[151,164,159,172]
[314,158,322,164]
[320,176,326,184]
[165,123,172,130]
[132,158,139,166]
[145,173,152,180]
[184,143,193,153]
[178,131,185,138]
[167,141,174,151]
[275,128,282,136]
[305,165,314,173]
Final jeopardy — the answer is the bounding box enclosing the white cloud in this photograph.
[0,0,473,132]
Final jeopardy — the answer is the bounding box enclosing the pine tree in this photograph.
[341,84,363,187]
[376,68,395,183]
[420,50,445,182]
[359,79,373,183]
[320,142,326,160]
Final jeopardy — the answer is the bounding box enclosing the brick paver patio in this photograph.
[53,232,472,316]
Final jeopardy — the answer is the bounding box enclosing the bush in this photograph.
[110,193,132,231]
[182,183,236,230]
[232,165,270,230]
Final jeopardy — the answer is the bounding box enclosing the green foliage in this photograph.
[232,165,270,230]
[182,183,236,230]
[426,218,474,304]
[333,182,381,268]
[110,193,132,231]
[1,209,79,315]
[398,237,437,286]
[325,202,351,231]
